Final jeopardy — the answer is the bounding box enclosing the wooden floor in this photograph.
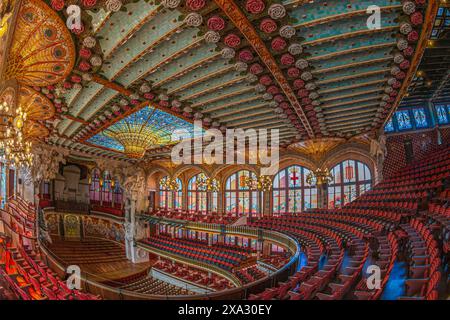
[48,236,153,283]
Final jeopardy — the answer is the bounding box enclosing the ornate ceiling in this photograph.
[400,4,450,107]
[0,0,440,162]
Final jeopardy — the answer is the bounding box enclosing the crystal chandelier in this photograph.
[306,168,333,186]
[197,173,220,192]
[0,100,33,167]
[159,176,179,191]
[244,175,272,191]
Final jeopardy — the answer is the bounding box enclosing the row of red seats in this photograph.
[140,235,251,271]
[152,209,238,224]
[353,233,398,300]
[0,237,99,300]
[399,219,441,300]
[153,258,233,290]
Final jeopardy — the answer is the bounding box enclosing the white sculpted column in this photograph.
[121,167,149,263]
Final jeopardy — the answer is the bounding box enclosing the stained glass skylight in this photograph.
[87,106,195,158]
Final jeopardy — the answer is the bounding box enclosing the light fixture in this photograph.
[0,99,33,167]
[244,175,272,191]
[197,173,220,192]
[306,168,333,186]
[159,176,179,191]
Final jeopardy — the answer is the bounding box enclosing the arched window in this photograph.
[225,170,259,217]
[0,162,6,209]
[89,169,101,204]
[174,178,182,210]
[272,165,317,215]
[112,178,123,208]
[101,171,113,206]
[327,160,372,209]
[187,173,218,214]
[159,176,182,210]
[188,174,207,213]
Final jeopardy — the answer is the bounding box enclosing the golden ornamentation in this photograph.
[23,120,49,139]
[17,85,55,120]
[5,0,75,86]
[288,138,345,160]
[306,168,333,186]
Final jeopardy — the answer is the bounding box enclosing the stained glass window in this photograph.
[436,105,449,124]
[159,176,182,210]
[384,117,394,132]
[89,169,101,204]
[188,173,207,213]
[225,170,259,217]
[413,108,428,128]
[396,110,413,130]
[159,176,168,209]
[112,180,123,208]
[272,165,317,215]
[174,178,182,209]
[328,160,372,209]
[0,163,5,209]
[101,171,113,205]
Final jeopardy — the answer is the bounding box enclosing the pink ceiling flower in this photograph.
[249,63,264,75]
[301,97,312,105]
[71,24,85,35]
[280,53,295,66]
[287,67,300,78]
[403,46,414,57]
[297,89,309,98]
[407,30,419,42]
[399,60,411,70]
[245,0,265,14]
[392,80,402,89]
[410,11,423,26]
[259,75,272,86]
[186,0,206,11]
[79,48,92,59]
[279,102,289,110]
[207,16,225,31]
[159,100,169,107]
[51,0,65,11]
[81,0,96,8]
[293,79,305,89]
[259,18,277,34]
[63,81,72,89]
[271,37,287,51]
[224,34,241,48]
[396,71,406,80]
[78,60,91,72]
[274,94,285,103]
[389,91,398,97]
[144,92,155,100]
[266,85,279,95]
[71,74,82,83]
[239,49,254,62]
